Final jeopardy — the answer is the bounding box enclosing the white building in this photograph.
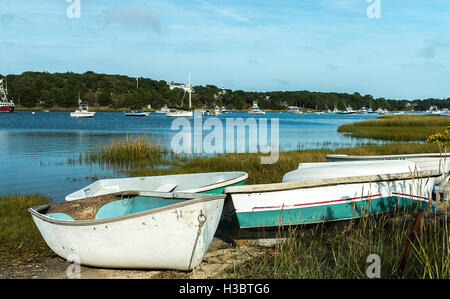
[168,81,192,93]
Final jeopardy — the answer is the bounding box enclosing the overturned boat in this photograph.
[66,171,248,201]
[29,192,225,271]
[224,160,442,229]
[326,153,449,173]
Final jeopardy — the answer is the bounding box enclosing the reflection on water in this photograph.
[0,110,384,201]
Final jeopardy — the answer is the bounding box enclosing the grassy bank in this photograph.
[338,114,449,141]
[220,211,450,279]
[0,194,53,261]
[131,143,440,185]
[4,142,441,264]
[70,135,189,171]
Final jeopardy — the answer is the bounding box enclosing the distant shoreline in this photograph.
[13,107,420,113]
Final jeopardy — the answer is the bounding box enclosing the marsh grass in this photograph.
[131,143,440,184]
[0,194,53,261]
[338,115,450,141]
[70,134,190,171]
[221,209,450,279]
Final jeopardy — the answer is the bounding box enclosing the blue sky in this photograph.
[1,0,450,100]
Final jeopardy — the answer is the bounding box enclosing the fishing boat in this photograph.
[29,192,225,270]
[0,77,14,113]
[377,108,389,115]
[156,105,171,114]
[357,107,368,114]
[66,171,248,201]
[224,160,441,229]
[204,106,222,116]
[167,74,193,118]
[248,101,265,114]
[70,94,95,118]
[288,106,302,114]
[124,111,150,117]
[337,106,356,115]
[221,106,230,113]
[367,107,377,114]
[326,153,449,173]
[330,108,341,114]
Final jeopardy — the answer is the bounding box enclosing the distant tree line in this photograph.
[1,71,449,111]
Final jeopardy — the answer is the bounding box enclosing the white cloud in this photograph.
[200,1,251,24]
[99,4,161,32]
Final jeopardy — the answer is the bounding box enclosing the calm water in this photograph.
[0,110,381,201]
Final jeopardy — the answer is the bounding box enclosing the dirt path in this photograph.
[0,238,266,279]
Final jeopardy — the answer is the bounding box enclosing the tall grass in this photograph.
[131,143,440,185]
[221,210,450,279]
[73,134,189,171]
[338,115,450,141]
[0,194,53,261]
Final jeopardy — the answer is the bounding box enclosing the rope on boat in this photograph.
[188,210,207,271]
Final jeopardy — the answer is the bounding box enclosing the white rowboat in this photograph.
[124,111,150,117]
[326,153,449,173]
[29,192,225,270]
[66,171,248,201]
[224,161,441,229]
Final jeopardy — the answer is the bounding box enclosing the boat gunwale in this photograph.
[65,171,248,201]
[29,192,226,227]
[326,153,449,160]
[225,170,443,194]
[185,172,248,193]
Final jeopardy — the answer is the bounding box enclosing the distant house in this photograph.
[214,88,227,99]
[167,81,193,93]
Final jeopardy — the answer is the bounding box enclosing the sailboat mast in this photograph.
[188,73,192,111]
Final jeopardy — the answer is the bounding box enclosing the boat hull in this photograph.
[29,194,225,270]
[65,171,248,201]
[70,112,96,118]
[326,153,449,173]
[226,177,436,229]
[166,111,193,117]
[124,112,150,117]
[0,105,14,112]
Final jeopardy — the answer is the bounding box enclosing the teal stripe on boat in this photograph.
[236,196,434,228]
[201,181,245,194]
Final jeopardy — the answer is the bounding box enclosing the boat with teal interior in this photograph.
[224,161,443,229]
[66,171,248,201]
[29,191,225,270]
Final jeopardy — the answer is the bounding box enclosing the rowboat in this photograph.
[123,111,150,117]
[29,192,225,270]
[326,153,449,173]
[224,160,441,229]
[66,171,248,201]
[156,105,170,114]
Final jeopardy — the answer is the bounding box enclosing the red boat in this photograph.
[0,78,14,113]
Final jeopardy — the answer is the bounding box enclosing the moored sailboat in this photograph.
[0,77,14,113]
[167,74,193,118]
[248,101,265,114]
[70,94,95,118]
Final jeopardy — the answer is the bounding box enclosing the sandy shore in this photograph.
[0,238,266,279]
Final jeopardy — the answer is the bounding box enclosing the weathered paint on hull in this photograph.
[201,181,245,194]
[30,195,225,270]
[0,105,14,112]
[235,195,434,228]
